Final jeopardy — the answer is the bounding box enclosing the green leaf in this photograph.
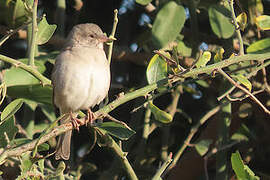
[36,17,57,45]
[7,85,53,105]
[3,59,47,87]
[20,152,33,173]
[152,2,186,48]
[136,0,152,5]
[39,104,56,122]
[96,122,136,141]
[256,15,270,30]
[231,123,254,141]
[195,51,211,68]
[38,159,44,174]
[247,38,270,54]
[196,80,209,88]
[231,151,260,180]
[148,102,172,123]
[177,41,192,57]
[195,139,213,156]
[146,54,167,84]
[208,5,235,39]
[7,0,28,28]
[1,98,23,122]
[231,74,252,92]
[0,116,18,148]
[231,151,246,180]
[214,47,225,63]
[236,12,248,31]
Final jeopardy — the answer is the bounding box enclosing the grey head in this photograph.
[64,23,109,49]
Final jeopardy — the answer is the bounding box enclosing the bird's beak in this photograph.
[98,35,116,43]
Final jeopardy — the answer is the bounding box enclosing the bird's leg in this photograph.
[85,109,95,125]
[70,112,84,131]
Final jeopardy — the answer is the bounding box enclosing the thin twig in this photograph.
[107,9,118,64]
[152,152,173,180]
[218,68,270,115]
[218,60,270,101]
[0,21,31,47]
[204,141,240,180]
[165,104,223,173]
[229,0,244,55]
[29,0,38,66]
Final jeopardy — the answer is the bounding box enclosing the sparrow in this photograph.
[51,23,111,160]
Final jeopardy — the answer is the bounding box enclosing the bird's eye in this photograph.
[89,34,94,38]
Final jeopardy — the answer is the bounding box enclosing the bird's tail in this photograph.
[55,109,72,160]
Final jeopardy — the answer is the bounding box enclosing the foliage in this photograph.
[0,0,270,179]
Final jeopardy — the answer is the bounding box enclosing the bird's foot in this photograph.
[85,109,95,126]
[70,112,84,131]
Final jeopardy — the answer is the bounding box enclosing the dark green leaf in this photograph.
[148,102,172,123]
[37,17,57,45]
[1,98,23,122]
[208,5,234,39]
[0,116,18,148]
[96,122,136,140]
[136,0,152,5]
[146,54,167,84]
[20,152,33,173]
[152,2,186,48]
[247,38,270,54]
[195,139,213,156]
[231,123,255,141]
[40,104,56,122]
[7,0,28,28]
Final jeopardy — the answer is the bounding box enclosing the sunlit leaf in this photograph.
[3,59,47,87]
[236,12,247,31]
[7,85,53,105]
[231,151,260,180]
[231,74,252,92]
[1,99,23,122]
[248,0,264,25]
[195,139,212,156]
[96,122,136,141]
[214,47,225,63]
[148,102,172,123]
[195,51,211,68]
[37,17,57,45]
[146,54,167,84]
[136,0,152,5]
[256,15,270,30]
[247,38,270,54]
[196,80,209,88]
[152,1,186,48]
[208,4,234,39]
[177,41,192,57]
